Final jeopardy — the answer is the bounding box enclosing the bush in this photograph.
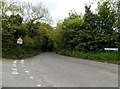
[57,49,119,61]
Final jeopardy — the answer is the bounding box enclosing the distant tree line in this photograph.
[1,0,53,59]
[1,0,120,59]
[55,0,120,53]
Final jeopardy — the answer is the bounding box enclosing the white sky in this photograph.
[15,0,98,26]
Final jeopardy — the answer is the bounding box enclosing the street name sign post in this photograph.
[104,48,118,51]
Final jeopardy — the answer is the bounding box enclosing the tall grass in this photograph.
[2,45,41,59]
[58,50,119,61]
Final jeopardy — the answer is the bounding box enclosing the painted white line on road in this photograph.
[21,60,26,67]
[37,84,42,87]
[12,68,17,71]
[21,60,24,64]
[12,60,19,74]
[30,76,34,79]
[25,70,30,75]
[21,60,24,62]
[12,70,19,74]
[13,60,18,64]
[25,71,29,73]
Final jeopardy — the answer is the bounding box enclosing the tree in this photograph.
[115,1,120,51]
[2,14,24,45]
[81,5,100,52]
[1,0,54,59]
[20,2,52,39]
[0,0,22,15]
[50,21,63,51]
[9,14,25,37]
[56,1,118,53]
[61,11,83,50]
[21,2,51,23]
[116,0,120,33]
[96,1,117,50]
[98,1,116,34]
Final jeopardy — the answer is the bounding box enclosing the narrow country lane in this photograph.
[2,52,118,87]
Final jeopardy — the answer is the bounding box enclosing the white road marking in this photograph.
[12,60,19,74]
[21,60,24,64]
[13,60,18,64]
[12,68,17,71]
[25,71,29,73]
[25,70,30,75]
[12,70,19,74]
[37,84,42,87]
[21,60,24,62]
[21,60,25,67]
[30,76,34,79]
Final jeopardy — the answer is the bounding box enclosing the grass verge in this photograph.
[2,47,41,59]
[57,50,119,64]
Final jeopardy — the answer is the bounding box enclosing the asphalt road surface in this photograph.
[2,52,118,87]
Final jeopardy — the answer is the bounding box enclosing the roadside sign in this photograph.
[17,37,23,44]
[104,48,118,51]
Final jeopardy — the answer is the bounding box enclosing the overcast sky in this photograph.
[15,0,98,26]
